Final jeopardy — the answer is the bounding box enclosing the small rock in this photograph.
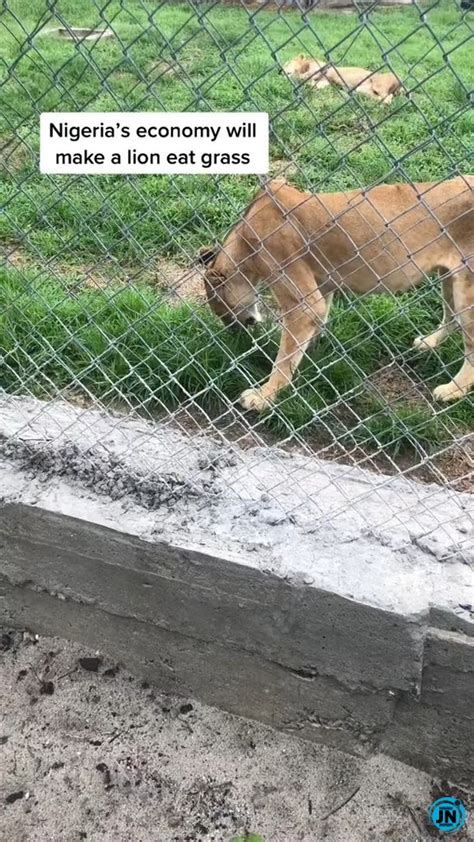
[1,632,17,652]
[79,656,102,673]
[96,762,112,788]
[103,665,119,678]
[285,571,307,586]
[40,680,55,695]
[179,702,193,715]
[260,508,297,526]
[6,791,24,805]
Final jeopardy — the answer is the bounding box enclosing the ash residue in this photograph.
[0,436,219,511]
[170,776,250,841]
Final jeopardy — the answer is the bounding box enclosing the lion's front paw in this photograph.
[413,335,434,352]
[432,381,468,403]
[239,388,273,412]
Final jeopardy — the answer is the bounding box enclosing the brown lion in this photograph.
[198,177,474,411]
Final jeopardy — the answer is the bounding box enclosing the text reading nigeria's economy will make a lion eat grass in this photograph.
[40,112,269,175]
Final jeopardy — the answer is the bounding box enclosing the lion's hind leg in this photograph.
[413,276,457,352]
[432,268,474,402]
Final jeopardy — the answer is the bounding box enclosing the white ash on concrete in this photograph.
[1,393,473,783]
[0,393,472,616]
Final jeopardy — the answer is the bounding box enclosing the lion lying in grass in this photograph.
[283,55,402,104]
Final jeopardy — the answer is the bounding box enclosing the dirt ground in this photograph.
[0,630,472,842]
[1,244,205,299]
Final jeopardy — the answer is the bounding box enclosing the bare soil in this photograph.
[155,257,206,300]
[0,137,31,175]
[1,245,205,298]
[1,630,472,842]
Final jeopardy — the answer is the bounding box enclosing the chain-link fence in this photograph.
[0,0,473,564]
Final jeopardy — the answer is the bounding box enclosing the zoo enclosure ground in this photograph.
[1,630,473,842]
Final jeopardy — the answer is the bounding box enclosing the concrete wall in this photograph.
[1,395,473,783]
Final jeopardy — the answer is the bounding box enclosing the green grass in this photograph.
[231,835,264,842]
[1,1,473,260]
[2,266,472,454]
[1,1,473,457]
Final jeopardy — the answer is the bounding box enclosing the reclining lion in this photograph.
[283,54,402,103]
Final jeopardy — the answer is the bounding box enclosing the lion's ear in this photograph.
[196,245,218,266]
[204,268,226,300]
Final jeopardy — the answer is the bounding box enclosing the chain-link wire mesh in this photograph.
[0,0,473,565]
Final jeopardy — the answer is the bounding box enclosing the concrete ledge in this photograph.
[0,504,423,693]
[1,396,473,783]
